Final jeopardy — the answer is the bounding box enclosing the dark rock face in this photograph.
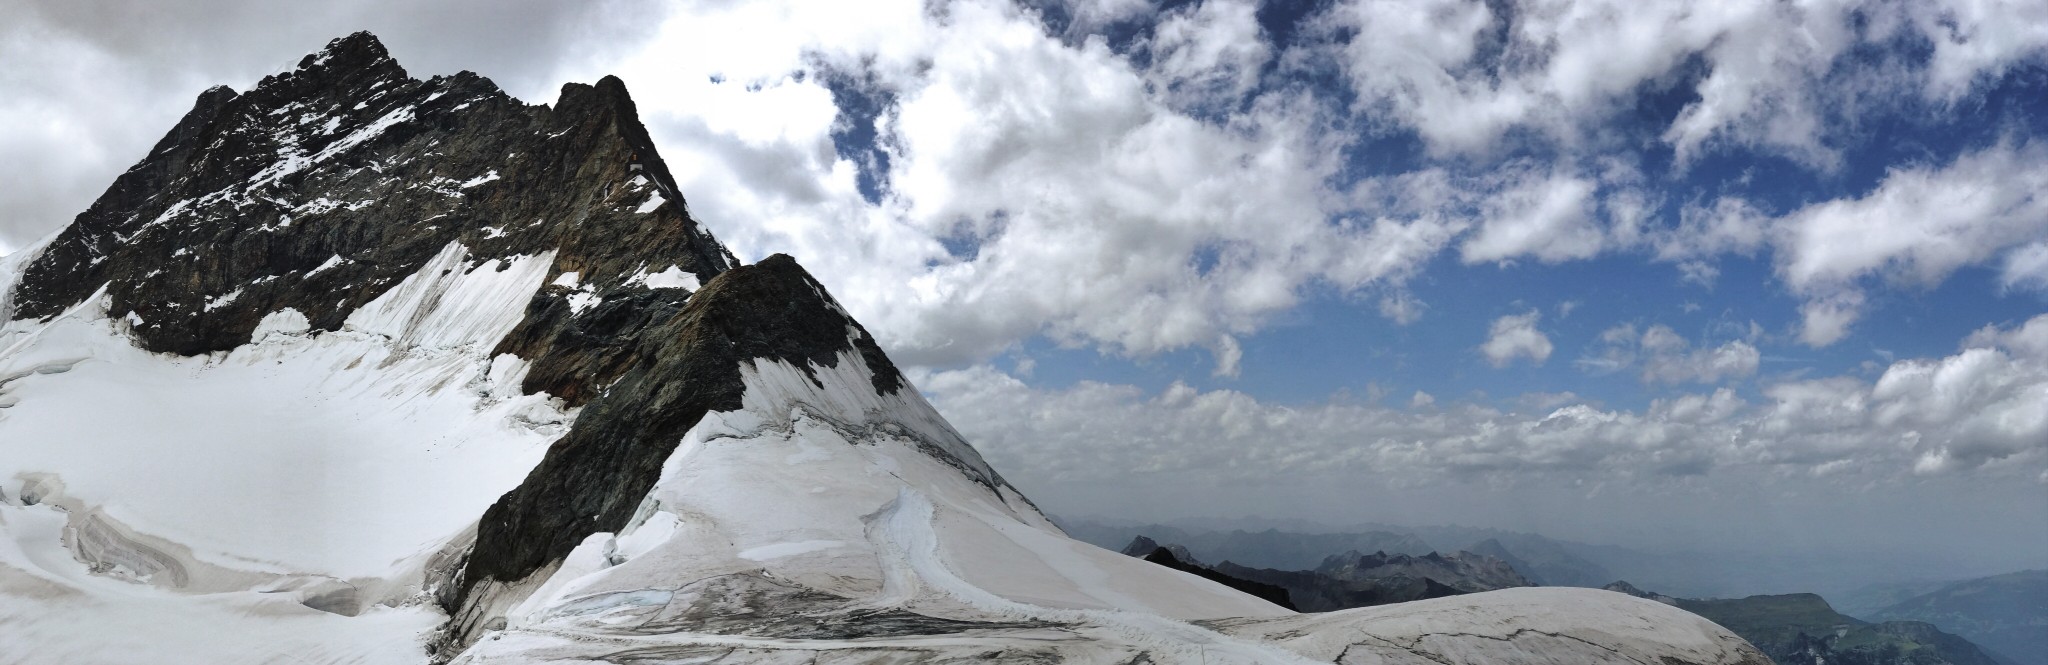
[1211,562,1445,612]
[1118,535,1201,566]
[436,251,1032,653]
[450,254,911,598]
[9,31,734,384]
[1061,522,1437,571]
[1141,548,1296,611]
[1315,549,1531,594]
[1601,579,1681,604]
[1209,549,1531,613]
[4,29,1017,658]
[1118,537,1295,610]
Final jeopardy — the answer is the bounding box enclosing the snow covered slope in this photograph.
[0,32,1773,665]
[0,242,568,662]
[1214,587,1772,665]
[435,302,1767,663]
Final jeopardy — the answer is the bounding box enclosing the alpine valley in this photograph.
[0,33,1775,665]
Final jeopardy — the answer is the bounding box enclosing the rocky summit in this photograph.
[0,32,1774,665]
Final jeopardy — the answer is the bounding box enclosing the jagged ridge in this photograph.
[10,31,733,405]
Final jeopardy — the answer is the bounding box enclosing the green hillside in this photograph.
[1660,591,2006,665]
[1875,570,2048,665]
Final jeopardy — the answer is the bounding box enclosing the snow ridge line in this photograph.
[868,487,1326,665]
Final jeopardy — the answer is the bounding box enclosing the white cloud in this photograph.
[1581,323,1760,384]
[2001,240,2048,292]
[1378,291,1425,325]
[1656,0,1857,168]
[1655,197,1769,262]
[1460,167,1604,264]
[874,3,1356,365]
[1318,0,1515,154]
[1211,334,1243,378]
[1480,310,1553,367]
[1775,142,2048,345]
[1676,261,1720,286]
[1910,0,2048,101]
[1779,142,2048,291]
[1146,0,1269,108]
[1797,292,1866,348]
[1313,0,1852,163]
[542,0,1438,371]
[919,315,2048,490]
[1053,0,1156,32]
[1312,0,2045,167]
[1964,314,2048,361]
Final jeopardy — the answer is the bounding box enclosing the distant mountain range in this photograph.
[1118,537,1296,610]
[1059,516,2042,601]
[1063,518,1608,587]
[1064,521,1434,570]
[1604,582,2011,665]
[1084,517,2044,665]
[1118,534,1533,612]
[1836,579,1971,619]
[1870,570,2047,665]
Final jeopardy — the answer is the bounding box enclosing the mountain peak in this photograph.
[297,30,395,74]
[9,32,734,360]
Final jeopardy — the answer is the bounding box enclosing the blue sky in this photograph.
[4,0,2045,572]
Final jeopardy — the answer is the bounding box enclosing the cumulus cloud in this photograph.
[1910,0,2048,101]
[2000,241,2048,292]
[920,314,2048,489]
[1378,291,1426,325]
[1776,142,2048,345]
[1653,197,1770,263]
[1480,310,1553,367]
[1460,166,1603,264]
[1311,0,2044,167]
[1145,0,1270,108]
[1579,323,1760,384]
[553,0,1481,373]
[1646,196,1768,288]
[1798,292,1866,348]
[1964,314,2048,361]
[1211,334,1243,378]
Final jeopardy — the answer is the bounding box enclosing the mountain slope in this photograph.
[1607,584,2010,665]
[2,32,1774,665]
[1395,524,1618,588]
[1121,537,1298,610]
[1317,549,1531,594]
[1064,521,1436,570]
[1874,570,2048,665]
[1211,549,1531,612]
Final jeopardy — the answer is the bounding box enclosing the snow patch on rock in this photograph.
[342,240,554,350]
[625,264,699,291]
